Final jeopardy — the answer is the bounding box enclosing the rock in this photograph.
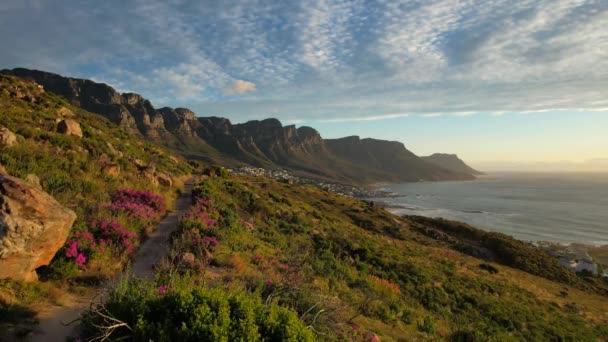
[56,106,75,118]
[57,119,83,137]
[141,171,158,186]
[169,156,180,164]
[133,159,147,170]
[102,163,121,177]
[106,143,123,158]
[0,127,17,147]
[181,252,195,265]
[0,174,76,281]
[156,172,173,187]
[145,163,157,173]
[24,174,41,189]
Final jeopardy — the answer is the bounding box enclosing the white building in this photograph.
[575,258,598,275]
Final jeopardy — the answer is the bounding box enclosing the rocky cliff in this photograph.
[1,68,477,183]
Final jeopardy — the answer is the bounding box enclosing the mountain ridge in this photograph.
[422,153,485,176]
[1,68,478,183]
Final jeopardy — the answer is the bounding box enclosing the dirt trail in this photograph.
[131,178,194,278]
[27,178,194,342]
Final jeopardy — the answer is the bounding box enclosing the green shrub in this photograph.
[417,316,436,334]
[82,276,314,342]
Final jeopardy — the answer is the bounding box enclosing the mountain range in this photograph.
[1,68,479,183]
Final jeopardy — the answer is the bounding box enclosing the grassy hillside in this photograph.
[91,172,608,341]
[2,74,607,341]
[0,75,192,335]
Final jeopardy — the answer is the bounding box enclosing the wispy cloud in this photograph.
[0,0,606,120]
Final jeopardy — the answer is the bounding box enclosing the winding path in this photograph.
[131,178,194,278]
[29,178,194,342]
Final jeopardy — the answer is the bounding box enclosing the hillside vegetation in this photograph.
[85,171,608,341]
[0,75,191,335]
[1,74,607,341]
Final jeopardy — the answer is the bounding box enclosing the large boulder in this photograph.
[0,174,76,281]
[0,127,17,147]
[57,119,83,137]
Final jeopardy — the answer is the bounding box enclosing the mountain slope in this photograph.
[2,72,607,341]
[422,153,484,175]
[326,137,475,181]
[155,172,608,340]
[1,68,477,183]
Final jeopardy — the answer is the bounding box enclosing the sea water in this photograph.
[376,172,608,245]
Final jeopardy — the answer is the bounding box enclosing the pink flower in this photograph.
[75,253,86,266]
[266,279,274,285]
[65,240,79,258]
[158,284,169,295]
[203,236,219,246]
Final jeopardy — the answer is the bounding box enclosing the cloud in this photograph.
[0,0,605,119]
[227,80,257,95]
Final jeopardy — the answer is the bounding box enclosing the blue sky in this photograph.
[0,0,606,167]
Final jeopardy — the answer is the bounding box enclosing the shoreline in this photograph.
[381,201,608,249]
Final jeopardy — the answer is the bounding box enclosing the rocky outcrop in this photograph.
[57,119,83,137]
[0,174,76,281]
[0,127,17,147]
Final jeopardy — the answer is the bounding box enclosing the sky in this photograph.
[0,0,606,169]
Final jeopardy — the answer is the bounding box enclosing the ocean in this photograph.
[375,172,608,246]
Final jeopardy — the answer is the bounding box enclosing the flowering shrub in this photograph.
[95,219,138,253]
[111,188,167,213]
[181,198,218,232]
[60,188,165,269]
[64,230,105,267]
[64,240,87,266]
[108,188,167,222]
[108,201,161,222]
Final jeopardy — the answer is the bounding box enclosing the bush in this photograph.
[417,316,436,334]
[82,276,315,342]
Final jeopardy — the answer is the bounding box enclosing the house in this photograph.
[575,255,598,275]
